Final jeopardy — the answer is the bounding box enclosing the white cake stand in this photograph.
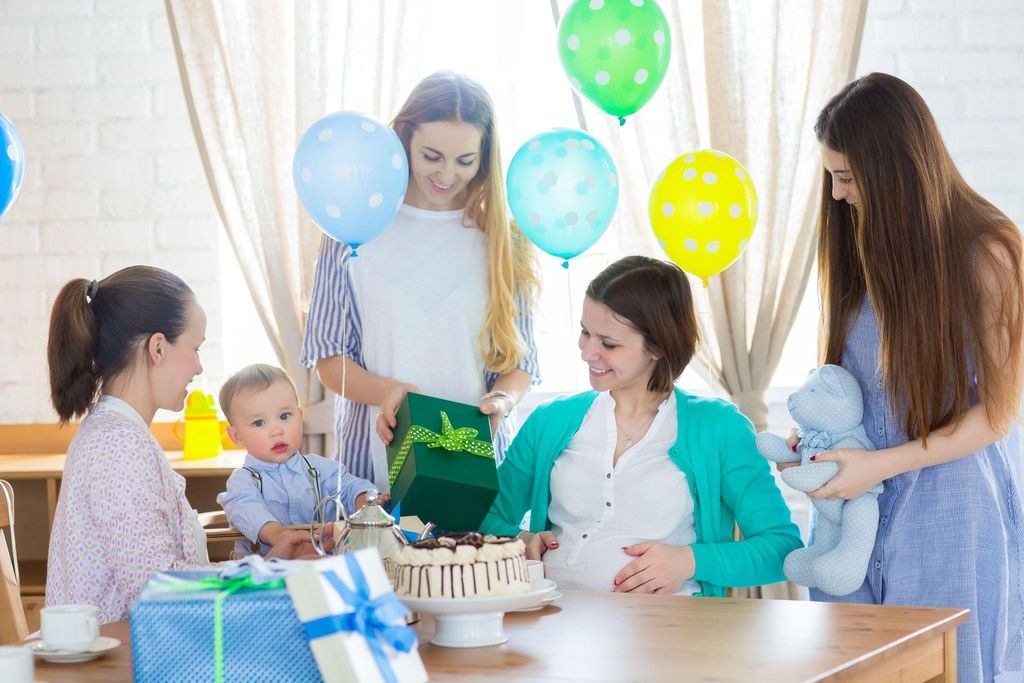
[401,579,557,648]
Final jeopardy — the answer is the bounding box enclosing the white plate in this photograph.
[509,590,563,613]
[30,636,121,664]
[401,580,557,648]
[401,578,557,615]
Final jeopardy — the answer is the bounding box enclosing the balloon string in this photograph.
[336,253,350,523]
[698,282,717,398]
[566,263,578,391]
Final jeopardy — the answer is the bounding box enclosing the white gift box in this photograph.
[285,548,428,683]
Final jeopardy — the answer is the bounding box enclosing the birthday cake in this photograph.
[392,532,530,599]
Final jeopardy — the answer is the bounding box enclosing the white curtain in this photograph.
[165,0,411,450]
[699,0,868,434]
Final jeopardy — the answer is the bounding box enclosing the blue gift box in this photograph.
[129,569,322,682]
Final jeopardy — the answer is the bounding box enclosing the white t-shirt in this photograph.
[302,203,541,489]
[543,391,701,595]
[347,204,490,489]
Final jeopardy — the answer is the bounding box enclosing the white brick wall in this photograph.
[856,0,1024,229]
[0,0,1022,423]
[0,0,223,422]
[750,0,1024,395]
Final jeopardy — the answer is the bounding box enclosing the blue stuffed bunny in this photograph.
[756,364,883,596]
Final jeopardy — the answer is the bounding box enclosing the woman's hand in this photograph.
[376,381,420,445]
[775,427,802,472]
[312,522,337,555]
[479,393,515,437]
[520,531,559,560]
[614,542,695,594]
[354,490,390,510]
[807,448,890,500]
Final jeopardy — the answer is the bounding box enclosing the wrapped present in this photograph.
[286,548,427,683]
[129,558,320,682]
[386,392,498,531]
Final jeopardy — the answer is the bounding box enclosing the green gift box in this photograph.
[385,392,498,532]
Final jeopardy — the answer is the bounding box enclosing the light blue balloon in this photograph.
[0,112,26,222]
[506,129,619,266]
[293,111,408,250]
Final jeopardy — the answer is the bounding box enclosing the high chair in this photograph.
[197,510,256,560]
[198,510,322,560]
[0,479,28,644]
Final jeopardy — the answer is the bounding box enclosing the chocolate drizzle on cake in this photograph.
[393,533,530,599]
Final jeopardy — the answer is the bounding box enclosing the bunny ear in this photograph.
[817,364,849,397]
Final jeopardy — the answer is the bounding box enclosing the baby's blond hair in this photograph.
[219,364,298,424]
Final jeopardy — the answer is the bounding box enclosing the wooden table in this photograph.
[26,591,968,682]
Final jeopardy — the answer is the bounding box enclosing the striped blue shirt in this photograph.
[301,217,540,485]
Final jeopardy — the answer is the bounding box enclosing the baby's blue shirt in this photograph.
[217,451,375,555]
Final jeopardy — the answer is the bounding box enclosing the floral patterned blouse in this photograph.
[45,396,206,623]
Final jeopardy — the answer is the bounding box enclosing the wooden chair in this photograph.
[197,511,316,559]
[197,510,249,545]
[0,479,29,644]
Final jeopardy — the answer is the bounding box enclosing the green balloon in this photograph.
[557,0,671,124]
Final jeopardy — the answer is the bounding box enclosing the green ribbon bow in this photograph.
[388,410,495,487]
[158,576,285,683]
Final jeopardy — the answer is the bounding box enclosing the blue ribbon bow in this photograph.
[301,554,416,683]
[797,427,834,453]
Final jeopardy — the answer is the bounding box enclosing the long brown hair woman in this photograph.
[796,72,1023,682]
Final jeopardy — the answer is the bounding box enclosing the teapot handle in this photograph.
[309,493,348,557]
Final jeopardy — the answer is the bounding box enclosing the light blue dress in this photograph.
[810,301,1024,683]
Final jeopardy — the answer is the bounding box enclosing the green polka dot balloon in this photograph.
[557,0,671,125]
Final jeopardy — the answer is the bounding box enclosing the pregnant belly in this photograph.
[542,535,647,592]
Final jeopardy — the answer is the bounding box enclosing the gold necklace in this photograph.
[615,411,658,448]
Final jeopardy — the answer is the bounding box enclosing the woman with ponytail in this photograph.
[302,71,540,490]
[46,266,313,623]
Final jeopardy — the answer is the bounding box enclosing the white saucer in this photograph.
[30,636,121,663]
[509,589,563,613]
[401,579,557,648]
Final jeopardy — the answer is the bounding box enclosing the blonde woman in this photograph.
[302,71,540,490]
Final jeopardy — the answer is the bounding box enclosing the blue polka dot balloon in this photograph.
[0,112,25,222]
[293,111,408,251]
[507,129,619,267]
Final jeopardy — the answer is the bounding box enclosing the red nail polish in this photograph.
[810,455,816,462]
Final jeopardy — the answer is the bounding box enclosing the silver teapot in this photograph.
[310,490,434,575]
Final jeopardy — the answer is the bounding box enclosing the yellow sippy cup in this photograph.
[174,390,223,460]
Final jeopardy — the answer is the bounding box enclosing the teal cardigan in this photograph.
[480,389,802,597]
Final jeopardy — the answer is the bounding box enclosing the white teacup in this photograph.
[526,559,545,585]
[41,604,100,652]
[0,645,34,683]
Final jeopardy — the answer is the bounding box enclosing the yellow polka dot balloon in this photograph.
[648,149,758,286]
